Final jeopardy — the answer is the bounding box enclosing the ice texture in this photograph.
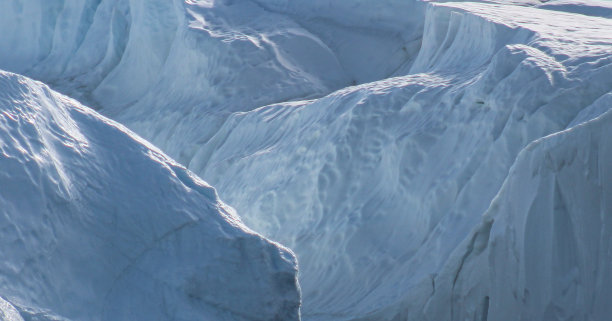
[189,3,612,319]
[0,0,422,165]
[0,297,23,321]
[431,106,612,321]
[0,0,611,320]
[0,71,299,321]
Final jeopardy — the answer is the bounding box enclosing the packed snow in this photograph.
[0,297,23,321]
[0,71,299,321]
[0,0,424,165]
[1,0,611,320]
[189,2,612,319]
[434,106,612,321]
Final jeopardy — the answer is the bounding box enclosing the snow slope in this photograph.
[0,297,23,321]
[0,71,299,321]
[186,2,612,319]
[0,0,426,166]
[537,0,612,18]
[1,0,612,321]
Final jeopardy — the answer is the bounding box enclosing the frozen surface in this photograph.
[0,0,426,165]
[430,107,612,321]
[0,297,23,321]
[537,0,612,18]
[1,0,612,321]
[189,2,612,319]
[0,71,299,321]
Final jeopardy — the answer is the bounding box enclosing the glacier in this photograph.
[0,0,423,164]
[0,71,299,321]
[430,100,612,321]
[1,0,612,320]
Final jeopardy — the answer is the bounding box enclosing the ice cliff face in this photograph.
[1,0,612,321]
[190,2,612,319]
[0,0,425,165]
[0,71,299,321]
[427,101,612,321]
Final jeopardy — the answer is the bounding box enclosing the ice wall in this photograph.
[0,0,426,167]
[189,3,612,319]
[424,106,612,321]
[1,0,612,320]
[0,71,300,321]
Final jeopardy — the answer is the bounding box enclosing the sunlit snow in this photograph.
[0,0,611,320]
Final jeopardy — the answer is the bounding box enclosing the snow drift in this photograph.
[0,71,299,321]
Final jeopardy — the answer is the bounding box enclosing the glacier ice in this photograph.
[0,0,612,320]
[188,3,612,319]
[433,107,612,321]
[0,71,299,321]
[0,297,23,321]
[0,0,421,165]
[537,0,612,18]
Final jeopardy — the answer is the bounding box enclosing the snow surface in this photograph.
[187,3,612,319]
[0,0,427,166]
[1,0,612,320]
[0,71,299,321]
[537,0,612,18]
[0,297,23,321]
[433,106,612,321]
